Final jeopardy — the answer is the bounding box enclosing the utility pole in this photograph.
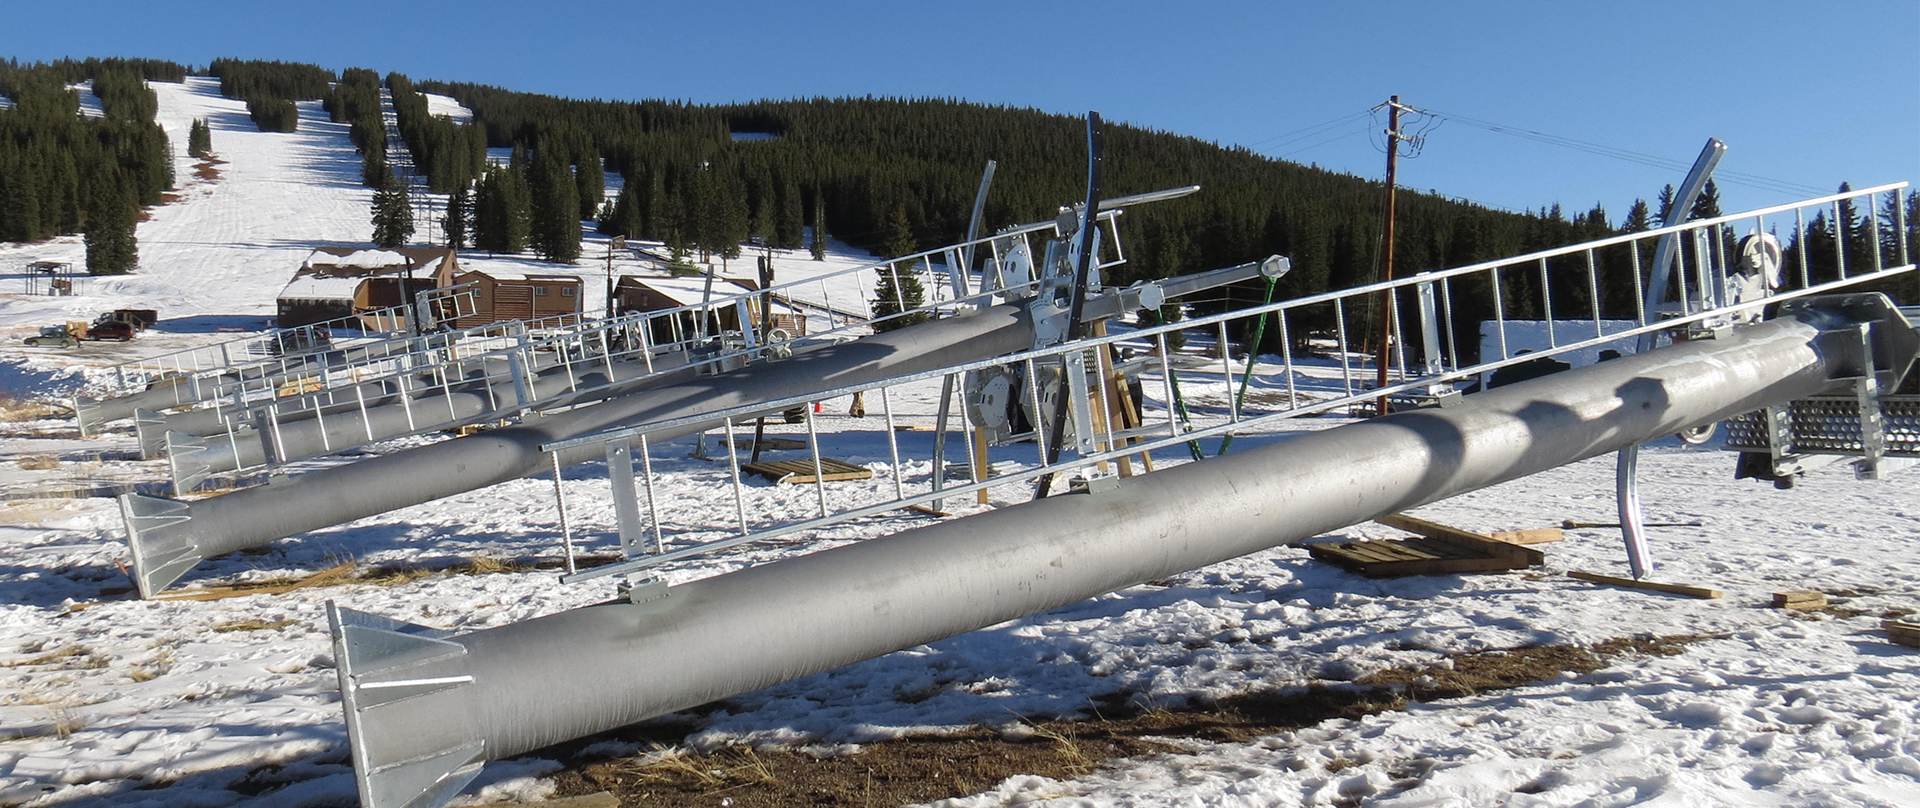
[1374,96,1410,416]
[606,236,623,319]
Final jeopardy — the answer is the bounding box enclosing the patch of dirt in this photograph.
[193,158,224,183]
[540,635,1704,808]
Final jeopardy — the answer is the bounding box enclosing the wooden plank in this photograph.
[1884,620,1920,648]
[1489,528,1565,545]
[1309,537,1528,578]
[1567,570,1722,599]
[1309,544,1524,578]
[971,427,991,505]
[1376,514,1547,566]
[742,458,873,484]
[1773,590,1828,610]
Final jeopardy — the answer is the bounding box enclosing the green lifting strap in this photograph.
[1164,272,1280,460]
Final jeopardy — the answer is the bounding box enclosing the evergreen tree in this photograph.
[1655,184,1676,227]
[773,178,804,249]
[528,150,581,262]
[810,191,828,261]
[1834,182,1876,273]
[1689,180,1722,221]
[370,177,414,248]
[603,182,644,238]
[84,168,138,275]
[1621,199,1652,233]
[473,165,532,254]
[574,152,604,221]
[187,118,212,159]
[362,149,391,189]
[641,167,665,241]
[245,96,298,132]
[444,183,472,250]
[871,204,927,331]
[715,173,750,266]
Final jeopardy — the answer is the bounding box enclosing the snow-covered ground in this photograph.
[2,75,1919,808]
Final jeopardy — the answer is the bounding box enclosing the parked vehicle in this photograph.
[22,325,77,348]
[87,319,136,341]
[105,309,158,331]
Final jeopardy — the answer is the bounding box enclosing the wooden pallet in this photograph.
[1308,514,1546,578]
[1308,537,1530,577]
[742,457,873,484]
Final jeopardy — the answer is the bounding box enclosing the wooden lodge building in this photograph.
[275,247,459,329]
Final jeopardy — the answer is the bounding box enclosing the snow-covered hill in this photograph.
[1,75,1918,808]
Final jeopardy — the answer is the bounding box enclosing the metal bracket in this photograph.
[120,494,200,599]
[1067,472,1120,496]
[72,397,103,438]
[618,574,670,604]
[134,409,169,458]
[605,438,646,556]
[1064,350,1096,455]
[164,430,213,495]
[328,603,484,808]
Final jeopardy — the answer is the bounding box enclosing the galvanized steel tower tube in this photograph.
[330,302,1910,808]
[122,306,1038,597]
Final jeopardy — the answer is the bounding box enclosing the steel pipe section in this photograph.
[327,301,1911,808]
[121,306,1039,598]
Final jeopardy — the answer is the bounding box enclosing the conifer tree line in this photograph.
[209,58,333,133]
[187,118,213,159]
[324,68,390,187]
[384,72,488,195]
[0,58,176,273]
[415,81,1920,356]
[207,58,330,102]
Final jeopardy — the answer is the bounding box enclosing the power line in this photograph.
[1241,109,1374,152]
[1269,121,1371,160]
[1418,107,1829,198]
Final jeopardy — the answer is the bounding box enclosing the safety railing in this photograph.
[539,182,1914,583]
[172,198,1162,486]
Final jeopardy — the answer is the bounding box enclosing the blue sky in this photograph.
[6,0,1915,222]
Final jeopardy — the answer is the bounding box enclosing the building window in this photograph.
[534,286,548,296]
[561,287,575,297]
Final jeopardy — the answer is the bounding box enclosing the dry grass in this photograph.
[128,647,176,682]
[1022,720,1096,776]
[609,746,778,791]
[0,392,66,422]
[4,644,87,668]
[16,455,60,470]
[43,702,83,739]
[362,555,533,586]
[551,635,1708,808]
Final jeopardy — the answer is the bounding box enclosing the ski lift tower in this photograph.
[24,261,79,296]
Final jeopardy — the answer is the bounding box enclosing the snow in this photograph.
[3,73,1920,808]
[275,274,361,302]
[306,249,410,270]
[420,93,471,124]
